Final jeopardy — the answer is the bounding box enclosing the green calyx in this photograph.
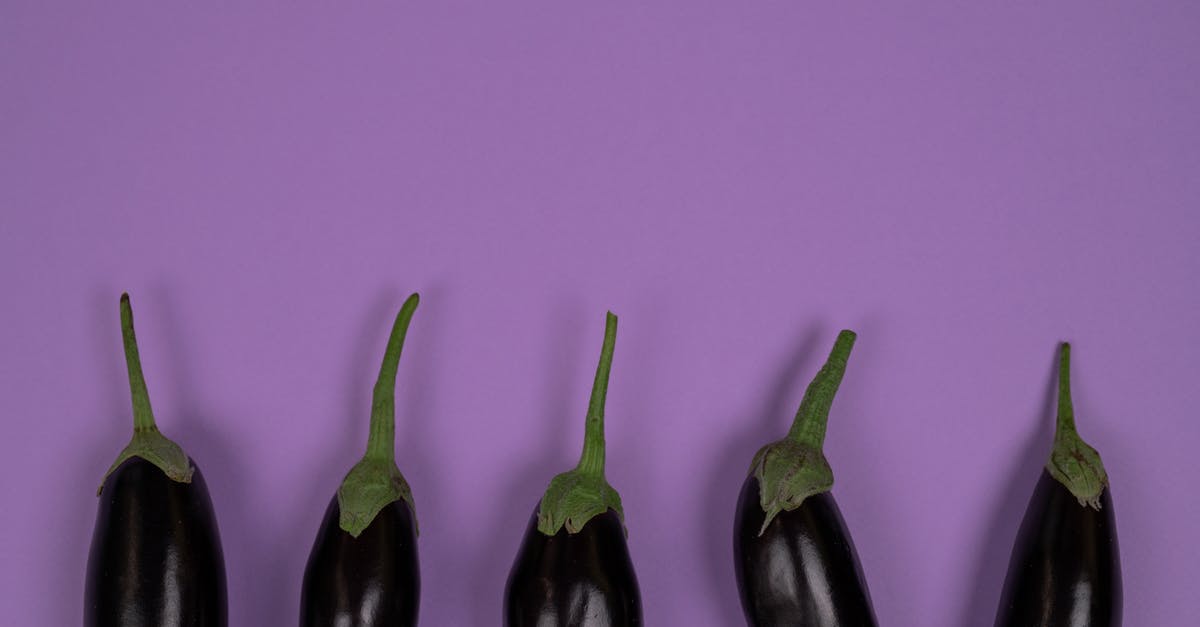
[99,294,194,495]
[337,293,420,538]
[537,311,626,536]
[750,330,856,535]
[1045,342,1108,510]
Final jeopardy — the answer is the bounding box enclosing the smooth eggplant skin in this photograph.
[734,476,877,627]
[85,457,227,627]
[300,495,420,627]
[505,506,642,627]
[994,470,1122,627]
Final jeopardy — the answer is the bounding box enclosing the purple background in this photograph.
[2,3,1198,625]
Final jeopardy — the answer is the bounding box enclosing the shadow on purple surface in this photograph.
[466,297,586,625]
[172,415,247,621]
[701,326,829,626]
[391,283,454,623]
[955,347,1058,627]
[152,287,283,627]
[61,289,134,625]
[68,348,130,622]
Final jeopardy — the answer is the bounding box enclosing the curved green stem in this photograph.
[575,311,617,478]
[98,294,193,494]
[750,330,857,535]
[786,330,857,448]
[338,293,420,537]
[537,311,626,536]
[1046,342,1109,509]
[366,294,420,461]
[121,294,157,433]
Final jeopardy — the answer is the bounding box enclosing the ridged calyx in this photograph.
[750,330,856,535]
[536,311,626,536]
[1045,342,1109,510]
[99,294,193,495]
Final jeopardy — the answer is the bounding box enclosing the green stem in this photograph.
[535,310,627,536]
[365,293,420,461]
[99,293,193,493]
[120,293,158,433]
[749,329,858,534]
[786,330,857,448]
[336,293,421,537]
[576,311,617,478]
[1054,342,1076,440]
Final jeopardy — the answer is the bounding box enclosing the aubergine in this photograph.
[993,343,1122,626]
[504,311,642,626]
[85,294,228,626]
[300,294,422,626]
[733,330,877,626]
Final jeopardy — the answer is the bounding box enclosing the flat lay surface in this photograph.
[2,3,1198,624]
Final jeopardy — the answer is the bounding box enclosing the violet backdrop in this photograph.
[2,3,1198,625]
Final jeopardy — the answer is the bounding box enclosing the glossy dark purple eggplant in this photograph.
[994,343,1122,626]
[505,508,641,626]
[86,458,227,627]
[733,330,877,627]
[994,471,1121,626]
[85,294,227,627]
[734,481,875,626]
[504,312,642,626]
[300,497,419,626]
[300,294,422,627]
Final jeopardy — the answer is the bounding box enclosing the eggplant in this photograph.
[993,343,1122,626]
[85,294,227,626]
[733,330,877,627]
[300,294,422,626]
[504,311,642,626]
